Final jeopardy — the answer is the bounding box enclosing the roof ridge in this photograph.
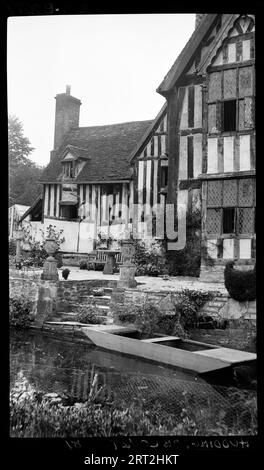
[75,119,153,130]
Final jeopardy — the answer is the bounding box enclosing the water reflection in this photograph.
[11,330,249,413]
[10,330,213,408]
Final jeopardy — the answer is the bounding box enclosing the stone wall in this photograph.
[9,270,58,325]
[9,270,42,316]
[56,279,117,313]
[111,286,256,322]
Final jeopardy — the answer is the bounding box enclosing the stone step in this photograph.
[207,301,226,308]
[201,306,220,314]
[104,287,113,295]
[88,295,112,306]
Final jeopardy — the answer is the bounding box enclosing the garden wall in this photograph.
[111,287,256,322]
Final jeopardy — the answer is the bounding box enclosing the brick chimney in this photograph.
[195,14,206,29]
[53,85,82,151]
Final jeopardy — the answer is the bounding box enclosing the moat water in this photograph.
[10,330,256,419]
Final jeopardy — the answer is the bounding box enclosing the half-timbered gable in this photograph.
[129,104,167,237]
[157,13,255,281]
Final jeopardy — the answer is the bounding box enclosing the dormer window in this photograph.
[63,161,75,178]
[60,147,89,179]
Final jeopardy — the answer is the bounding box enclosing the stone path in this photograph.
[13,265,228,294]
[58,266,228,295]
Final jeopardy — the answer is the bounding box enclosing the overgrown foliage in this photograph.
[113,290,214,338]
[79,260,88,270]
[224,261,256,301]
[22,224,64,268]
[132,239,166,276]
[8,115,43,206]
[165,210,201,277]
[10,379,257,437]
[76,303,106,325]
[9,239,17,256]
[9,295,33,329]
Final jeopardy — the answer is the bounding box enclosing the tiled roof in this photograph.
[40,120,153,183]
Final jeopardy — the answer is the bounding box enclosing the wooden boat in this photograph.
[80,324,256,374]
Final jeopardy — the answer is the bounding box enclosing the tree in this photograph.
[8,115,34,168]
[8,115,43,206]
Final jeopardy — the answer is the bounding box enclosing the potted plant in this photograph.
[96,231,108,249]
[62,268,70,280]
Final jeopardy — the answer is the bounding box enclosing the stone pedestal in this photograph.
[41,256,59,281]
[35,281,58,327]
[118,262,137,288]
[41,238,59,281]
[103,252,117,274]
[16,239,22,265]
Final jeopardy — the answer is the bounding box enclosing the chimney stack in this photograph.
[195,14,205,29]
[52,85,82,152]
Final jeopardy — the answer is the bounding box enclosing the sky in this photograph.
[7,14,195,167]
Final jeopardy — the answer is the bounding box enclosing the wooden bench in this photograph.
[87,250,124,270]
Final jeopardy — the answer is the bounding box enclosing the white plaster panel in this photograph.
[44,185,49,216]
[239,239,252,259]
[179,136,188,179]
[146,160,151,208]
[223,238,234,259]
[153,159,158,209]
[193,134,203,178]
[161,135,166,154]
[227,42,236,63]
[213,50,223,66]
[180,88,188,129]
[242,39,251,61]
[154,135,158,155]
[194,85,202,128]
[223,136,234,172]
[164,114,167,132]
[207,138,218,173]
[147,141,152,156]
[49,185,55,217]
[239,134,251,171]
[79,222,95,253]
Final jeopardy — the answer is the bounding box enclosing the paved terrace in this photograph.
[56,267,228,295]
[16,266,227,294]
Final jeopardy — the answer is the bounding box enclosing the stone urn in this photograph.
[41,238,59,281]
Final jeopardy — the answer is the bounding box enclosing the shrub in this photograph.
[117,311,137,324]
[76,304,106,325]
[62,268,70,280]
[172,289,214,330]
[165,210,201,277]
[9,239,17,255]
[224,261,256,301]
[10,295,33,329]
[133,239,166,277]
[79,259,88,270]
[114,291,214,338]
